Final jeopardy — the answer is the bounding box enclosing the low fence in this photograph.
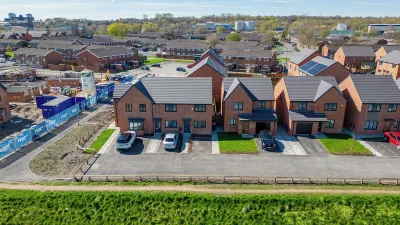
[0,88,112,161]
[76,112,114,149]
[74,175,400,185]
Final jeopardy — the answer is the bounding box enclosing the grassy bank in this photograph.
[1,190,399,224]
[218,133,258,154]
[87,129,115,154]
[144,58,167,65]
[319,133,372,155]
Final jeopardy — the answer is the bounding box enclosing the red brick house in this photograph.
[187,56,228,106]
[298,56,351,83]
[113,77,213,136]
[274,76,346,136]
[321,44,340,58]
[221,78,277,136]
[376,50,400,79]
[287,48,320,76]
[220,49,277,73]
[334,45,376,70]
[340,74,400,135]
[191,48,225,67]
[76,47,139,72]
[0,83,11,123]
[375,45,400,62]
[35,41,87,60]
[13,48,63,68]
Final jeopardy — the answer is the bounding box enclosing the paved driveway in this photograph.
[297,136,330,155]
[364,140,400,157]
[191,136,212,154]
[255,136,283,155]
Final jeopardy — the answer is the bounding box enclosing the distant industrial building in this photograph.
[235,21,256,32]
[3,13,35,27]
[195,22,232,32]
[336,23,348,31]
[368,24,400,34]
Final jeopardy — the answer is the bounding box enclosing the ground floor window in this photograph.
[394,121,398,128]
[230,118,236,126]
[364,120,378,130]
[165,120,177,128]
[129,120,144,131]
[325,120,335,128]
[194,120,206,128]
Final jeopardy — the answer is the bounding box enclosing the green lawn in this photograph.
[87,129,115,154]
[278,57,290,63]
[144,58,167,65]
[272,46,286,51]
[2,190,400,224]
[319,134,372,156]
[218,133,258,154]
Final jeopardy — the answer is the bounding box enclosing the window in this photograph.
[393,64,397,69]
[139,104,146,112]
[194,120,206,128]
[324,103,337,111]
[368,104,381,112]
[165,104,177,112]
[125,104,132,112]
[379,61,383,66]
[388,104,398,112]
[165,120,177,128]
[230,118,237,125]
[326,120,335,128]
[394,121,399,128]
[257,101,266,108]
[129,121,144,131]
[364,121,378,130]
[297,102,307,110]
[194,104,206,112]
[234,102,243,110]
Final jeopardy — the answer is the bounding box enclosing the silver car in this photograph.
[163,133,179,150]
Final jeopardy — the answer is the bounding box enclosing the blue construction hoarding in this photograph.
[0,138,15,159]
[45,114,59,131]
[31,121,47,139]
[14,129,32,150]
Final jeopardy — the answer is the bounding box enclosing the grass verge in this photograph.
[319,133,372,155]
[87,129,115,154]
[1,189,400,224]
[144,58,167,65]
[218,133,258,154]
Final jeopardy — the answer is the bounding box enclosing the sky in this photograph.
[1,0,399,20]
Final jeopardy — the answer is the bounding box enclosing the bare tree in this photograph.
[206,35,219,47]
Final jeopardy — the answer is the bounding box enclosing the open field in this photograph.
[218,133,258,154]
[319,134,372,155]
[1,187,400,224]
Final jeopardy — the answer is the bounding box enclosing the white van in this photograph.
[0,58,5,63]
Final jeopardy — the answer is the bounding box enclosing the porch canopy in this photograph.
[239,109,278,122]
[289,110,328,122]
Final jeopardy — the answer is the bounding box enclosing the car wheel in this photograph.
[384,136,388,141]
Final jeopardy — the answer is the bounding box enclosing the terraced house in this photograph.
[334,45,376,71]
[113,77,213,136]
[376,50,400,79]
[164,42,209,59]
[339,75,400,135]
[374,45,400,62]
[221,78,277,136]
[13,48,63,68]
[220,49,277,73]
[274,76,346,136]
[287,48,320,76]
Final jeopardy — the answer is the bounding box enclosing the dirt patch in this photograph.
[12,103,42,121]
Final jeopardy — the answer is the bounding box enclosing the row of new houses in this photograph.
[112,49,400,137]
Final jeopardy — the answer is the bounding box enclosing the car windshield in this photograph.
[262,134,273,141]
[165,138,175,142]
[117,133,131,143]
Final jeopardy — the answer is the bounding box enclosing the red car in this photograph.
[187,64,194,68]
[383,132,400,149]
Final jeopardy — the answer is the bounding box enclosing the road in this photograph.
[0,103,107,182]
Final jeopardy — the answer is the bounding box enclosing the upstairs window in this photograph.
[165,104,177,112]
[257,101,266,108]
[297,102,307,110]
[368,104,381,112]
[194,104,206,112]
[234,102,243,110]
[388,104,398,112]
[324,103,337,111]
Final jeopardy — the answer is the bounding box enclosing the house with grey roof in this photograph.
[221,77,278,135]
[187,56,228,105]
[334,45,376,70]
[375,45,400,62]
[274,76,346,136]
[287,48,320,76]
[220,49,277,73]
[76,47,139,72]
[13,48,63,68]
[376,50,400,80]
[339,74,400,135]
[192,48,225,67]
[298,56,351,82]
[112,77,213,136]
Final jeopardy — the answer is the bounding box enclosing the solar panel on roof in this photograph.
[300,61,317,71]
[307,64,328,75]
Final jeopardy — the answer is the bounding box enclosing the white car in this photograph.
[162,133,179,150]
[115,131,136,151]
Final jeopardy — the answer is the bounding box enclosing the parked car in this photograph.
[141,47,149,52]
[259,131,277,151]
[187,64,194,68]
[384,132,400,149]
[151,63,161,67]
[176,67,186,72]
[162,133,179,150]
[140,66,150,70]
[115,131,137,151]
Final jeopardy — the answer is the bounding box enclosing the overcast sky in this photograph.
[1,0,399,20]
